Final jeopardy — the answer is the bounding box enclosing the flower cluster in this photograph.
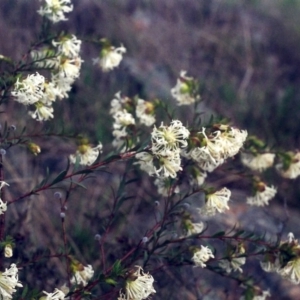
[119,266,156,300]
[187,126,247,172]
[136,120,190,178]
[261,233,300,284]
[37,0,73,23]
[0,264,22,299]
[192,245,215,268]
[110,92,136,150]
[12,34,82,121]
[171,70,199,106]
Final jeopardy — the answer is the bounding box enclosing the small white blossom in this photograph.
[41,288,65,300]
[278,258,300,284]
[51,73,74,99]
[136,99,155,126]
[192,245,214,268]
[29,102,54,121]
[135,152,156,175]
[217,127,247,158]
[151,120,190,156]
[247,184,277,207]
[11,73,45,105]
[189,128,224,172]
[113,110,135,135]
[219,256,246,273]
[154,151,182,178]
[93,45,126,72]
[171,70,196,106]
[241,152,275,172]
[0,199,7,215]
[58,56,82,80]
[0,263,22,299]
[189,170,207,187]
[182,218,204,237]
[120,266,156,300]
[70,143,103,166]
[276,152,300,179]
[71,264,94,287]
[37,0,73,23]
[201,187,231,216]
[52,35,81,58]
[109,91,129,115]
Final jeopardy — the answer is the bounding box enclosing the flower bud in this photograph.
[4,244,13,258]
[27,142,41,156]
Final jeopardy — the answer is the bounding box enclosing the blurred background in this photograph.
[1,0,300,299]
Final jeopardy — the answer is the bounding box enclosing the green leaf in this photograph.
[50,170,67,186]
[212,231,225,238]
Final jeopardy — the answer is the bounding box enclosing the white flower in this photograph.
[219,257,246,273]
[276,152,300,179]
[135,152,156,176]
[260,259,280,273]
[278,258,300,284]
[192,245,214,268]
[121,266,156,300]
[182,219,204,237]
[136,99,156,127]
[41,288,65,300]
[189,128,224,172]
[93,45,126,72]
[0,263,22,299]
[51,73,74,99]
[58,57,82,80]
[189,170,207,187]
[190,147,224,172]
[0,182,9,190]
[217,127,247,158]
[154,151,182,178]
[171,70,196,106]
[52,35,81,58]
[247,184,276,207]
[4,245,13,258]
[29,102,54,121]
[109,92,129,115]
[154,177,179,196]
[151,120,190,156]
[70,143,103,166]
[113,110,135,134]
[11,73,45,105]
[37,0,73,23]
[71,264,94,287]
[241,152,275,172]
[0,182,8,216]
[0,199,7,215]
[201,187,231,216]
